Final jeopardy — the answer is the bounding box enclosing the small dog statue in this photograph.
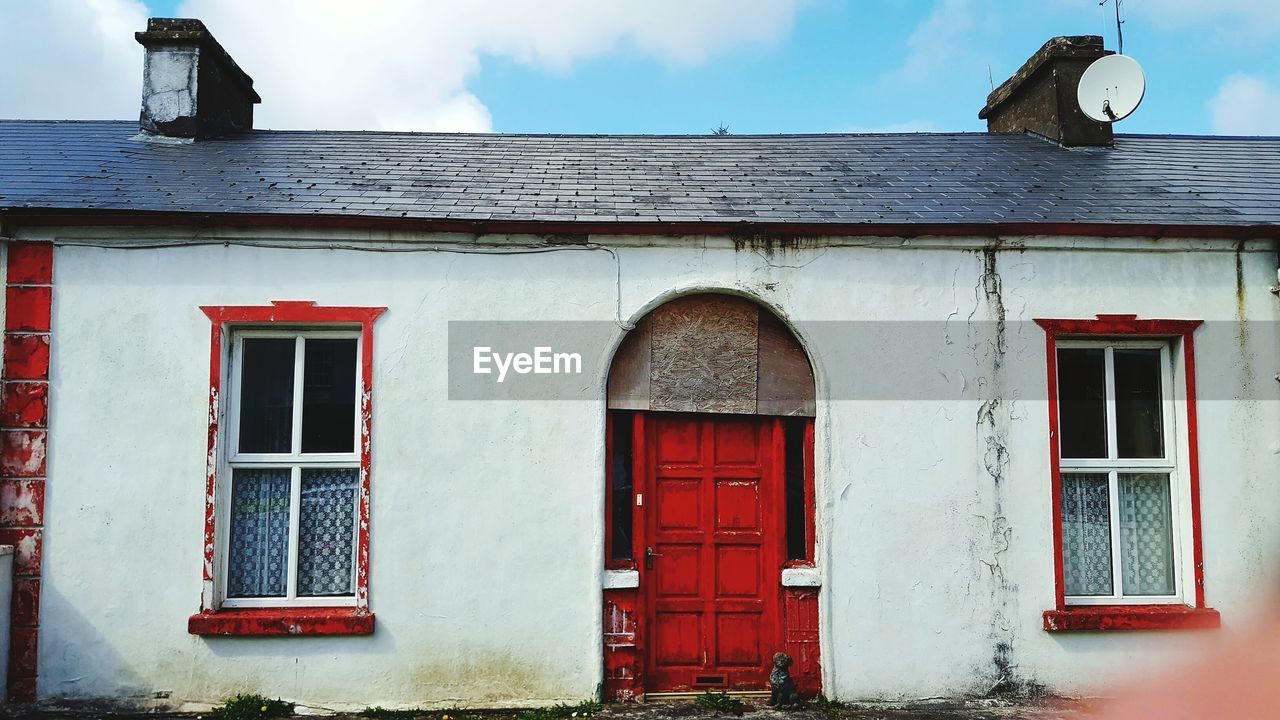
[768,651,801,708]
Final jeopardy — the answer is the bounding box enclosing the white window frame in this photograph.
[1057,339,1193,607]
[217,328,362,609]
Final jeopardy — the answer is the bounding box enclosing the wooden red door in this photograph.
[642,413,784,692]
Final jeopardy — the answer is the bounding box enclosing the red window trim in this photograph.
[188,607,375,636]
[1036,314,1216,632]
[1043,605,1220,632]
[192,301,385,636]
[604,411,637,571]
[783,418,817,569]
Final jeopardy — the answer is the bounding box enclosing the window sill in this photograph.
[781,566,821,587]
[1043,605,1220,632]
[188,607,375,637]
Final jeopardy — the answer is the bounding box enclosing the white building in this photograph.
[0,18,1277,711]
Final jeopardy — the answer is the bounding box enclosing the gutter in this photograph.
[2,208,1278,242]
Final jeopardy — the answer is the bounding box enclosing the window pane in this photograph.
[227,468,292,598]
[238,338,296,453]
[1114,349,1165,459]
[301,339,358,454]
[1061,473,1113,596]
[610,411,634,562]
[784,417,807,562]
[1119,473,1176,596]
[297,468,358,596]
[1057,348,1108,459]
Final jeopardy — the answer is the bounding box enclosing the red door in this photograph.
[642,413,784,692]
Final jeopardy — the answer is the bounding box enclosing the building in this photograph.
[0,18,1277,711]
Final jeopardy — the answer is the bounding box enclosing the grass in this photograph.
[358,707,489,720]
[358,709,426,720]
[354,700,602,720]
[211,694,295,720]
[516,700,603,720]
[810,695,843,717]
[693,691,745,716]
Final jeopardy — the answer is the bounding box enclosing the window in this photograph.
[1057,342,1179,604]
[190,301,383,636]
[784,416,811,564]
[1037,316,1219,632]
[608,410,635,565]
[224,332,360,606]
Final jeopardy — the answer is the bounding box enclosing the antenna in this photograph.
[1099,0,1125,55]
[1077,54,1145,123]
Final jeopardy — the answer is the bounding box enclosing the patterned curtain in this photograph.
[228,469,291,597]
[297,468,358,596]
[1061,473,1112,596]
[1119,473,1175,595]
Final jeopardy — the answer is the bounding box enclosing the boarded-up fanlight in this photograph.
[607,294,815,416]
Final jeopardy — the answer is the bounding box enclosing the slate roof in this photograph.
[1,120,1278,230]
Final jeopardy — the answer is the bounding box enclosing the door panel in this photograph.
[644,413,783,692]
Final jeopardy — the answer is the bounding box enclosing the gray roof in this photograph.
[1,120,1278,232]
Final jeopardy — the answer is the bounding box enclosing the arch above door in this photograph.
[607,294,815,416]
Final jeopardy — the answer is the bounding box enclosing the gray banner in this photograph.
[446,321,1280,402]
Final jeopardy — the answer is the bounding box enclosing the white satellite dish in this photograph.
[1077,54,1146,123]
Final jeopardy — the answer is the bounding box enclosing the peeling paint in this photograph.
[32,238,1280,706]
[197,303,385,619]
[602,589,641,701]
[0,240,52,702]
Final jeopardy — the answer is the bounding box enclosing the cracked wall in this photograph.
[25,230,1280,707]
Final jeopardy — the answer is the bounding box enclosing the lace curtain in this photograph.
[1119,473,1175,596]
[227,467,357,598]
[1062,472,1175,597]
[228,469,291,597]
[297,468,358,596]
[1061,473,1113,596]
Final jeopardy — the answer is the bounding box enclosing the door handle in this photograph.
[645,546,662,570]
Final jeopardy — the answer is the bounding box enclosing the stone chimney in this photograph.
[135,18,260,139]
[979,36,1113,148]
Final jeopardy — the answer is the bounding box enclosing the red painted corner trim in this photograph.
[1037,316,1208,613]
[5,242,53,285]
[1,239,51,703]
[199,301,386,613]
[188,608,375,636]
[1043,606,1221,632]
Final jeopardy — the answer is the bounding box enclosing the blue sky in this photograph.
[5,1,1280,136]
[460,1,1280,136]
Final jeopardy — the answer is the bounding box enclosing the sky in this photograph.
[1,0,1278,136]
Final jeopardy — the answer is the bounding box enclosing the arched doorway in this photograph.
[602,294,818,700]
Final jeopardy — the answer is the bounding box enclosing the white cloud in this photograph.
[0,0,805,131]
[1208,74,1280,136]
[1130,0,1280,42]
[0,0,148,120]
[891,0,977,83]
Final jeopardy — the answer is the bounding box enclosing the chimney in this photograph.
[979,36,1113,148]
[135,18,260,139]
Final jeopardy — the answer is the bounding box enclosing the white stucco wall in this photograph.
[0,544,11,703]
[33,230,1280,709]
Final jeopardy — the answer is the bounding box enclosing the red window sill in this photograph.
[1043,605,1220,632]
[188,607,375,637]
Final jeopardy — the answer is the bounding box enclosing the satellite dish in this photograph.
[1077,54,1146,123]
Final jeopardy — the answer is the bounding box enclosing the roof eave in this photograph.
[2,208,1276,242]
